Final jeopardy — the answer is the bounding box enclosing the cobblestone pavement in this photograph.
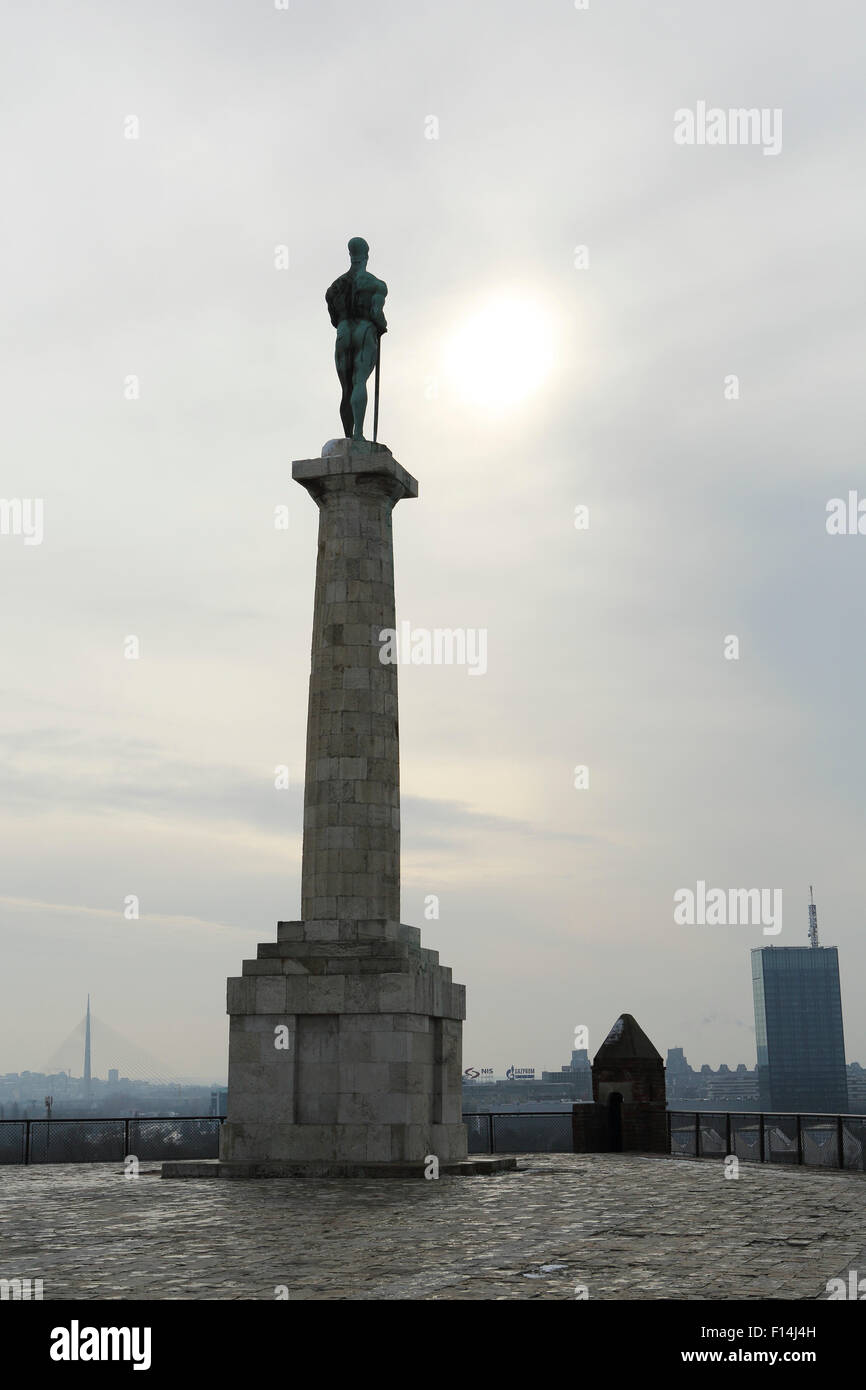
[1,1154,864,1300]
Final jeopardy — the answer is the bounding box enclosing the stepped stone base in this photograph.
[162,1157,517,1180]
[195,918,469,1173]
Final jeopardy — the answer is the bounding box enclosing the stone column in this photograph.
[293,438,416,923]
[175,436,509,1177]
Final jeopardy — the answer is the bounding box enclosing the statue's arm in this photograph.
[372,279,388,335]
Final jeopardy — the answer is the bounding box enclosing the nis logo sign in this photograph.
[463,1067,494,1079]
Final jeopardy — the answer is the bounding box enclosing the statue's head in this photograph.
[348,236,369,267]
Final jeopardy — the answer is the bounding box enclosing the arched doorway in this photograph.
[608,1091,623,1152]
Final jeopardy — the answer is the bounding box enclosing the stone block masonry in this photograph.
[295,440,415,923]
[218,915,468,1165]
[163,440,508,1176]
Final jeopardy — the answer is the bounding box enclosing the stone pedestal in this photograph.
[164,440,500,1177]
[216,915,468,1165]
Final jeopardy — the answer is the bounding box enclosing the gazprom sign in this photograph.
[506,1066,535,1080]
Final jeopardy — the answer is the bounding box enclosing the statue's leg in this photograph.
[334,322,353,438]
[349,322,378,441]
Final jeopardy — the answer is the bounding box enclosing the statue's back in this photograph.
[326,270,386,327]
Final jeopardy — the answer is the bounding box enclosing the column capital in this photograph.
[292,439,418,505]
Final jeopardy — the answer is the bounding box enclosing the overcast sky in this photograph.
[2,0,864,1083]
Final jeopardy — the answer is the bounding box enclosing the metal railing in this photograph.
[465,1109,866,1172]
[464,1111,574,1154]
[0,1116,223,1166]
[3,1110,863,1171]
[667,1110,866,1171]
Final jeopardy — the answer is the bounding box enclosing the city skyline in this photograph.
[5,906,858,1088]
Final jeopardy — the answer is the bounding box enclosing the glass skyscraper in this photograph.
[752,946,848,1113]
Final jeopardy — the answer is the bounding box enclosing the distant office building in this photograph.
[540,1047,592,1100]
[665,1049,758,1108]
[665,1048,693,1100]
[108,1069,119,1086]
[210,1087,228,1117]
[752,892,848,1113]
[703,1064,760,1106]
[847,1064,866,1112]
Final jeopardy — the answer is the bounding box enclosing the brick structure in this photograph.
[571,1013,668,1155]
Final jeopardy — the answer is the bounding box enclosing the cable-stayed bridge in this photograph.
[41,1003,184,1087]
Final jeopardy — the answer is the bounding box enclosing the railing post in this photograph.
[124,1118,130,1156]
[665,1110,671,1153]
[24,1119,31,1165]
[725,1112,732,1157]
[796,1113,803,1166]
[695,1111,701,1158]
[759,1114,765,1163]
[488,1113,495,1154]
[837,1115,845,1170]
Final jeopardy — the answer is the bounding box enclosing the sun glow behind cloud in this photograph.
[443,293,558,411]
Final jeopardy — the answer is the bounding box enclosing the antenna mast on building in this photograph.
[84,994,92,1094]
[808,886,820,949]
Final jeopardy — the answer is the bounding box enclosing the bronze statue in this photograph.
[326,237,387,442]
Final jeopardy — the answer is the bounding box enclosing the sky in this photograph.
[1,0,864,1083]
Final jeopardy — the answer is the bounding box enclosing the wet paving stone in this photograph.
[1,1153,864,1300]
